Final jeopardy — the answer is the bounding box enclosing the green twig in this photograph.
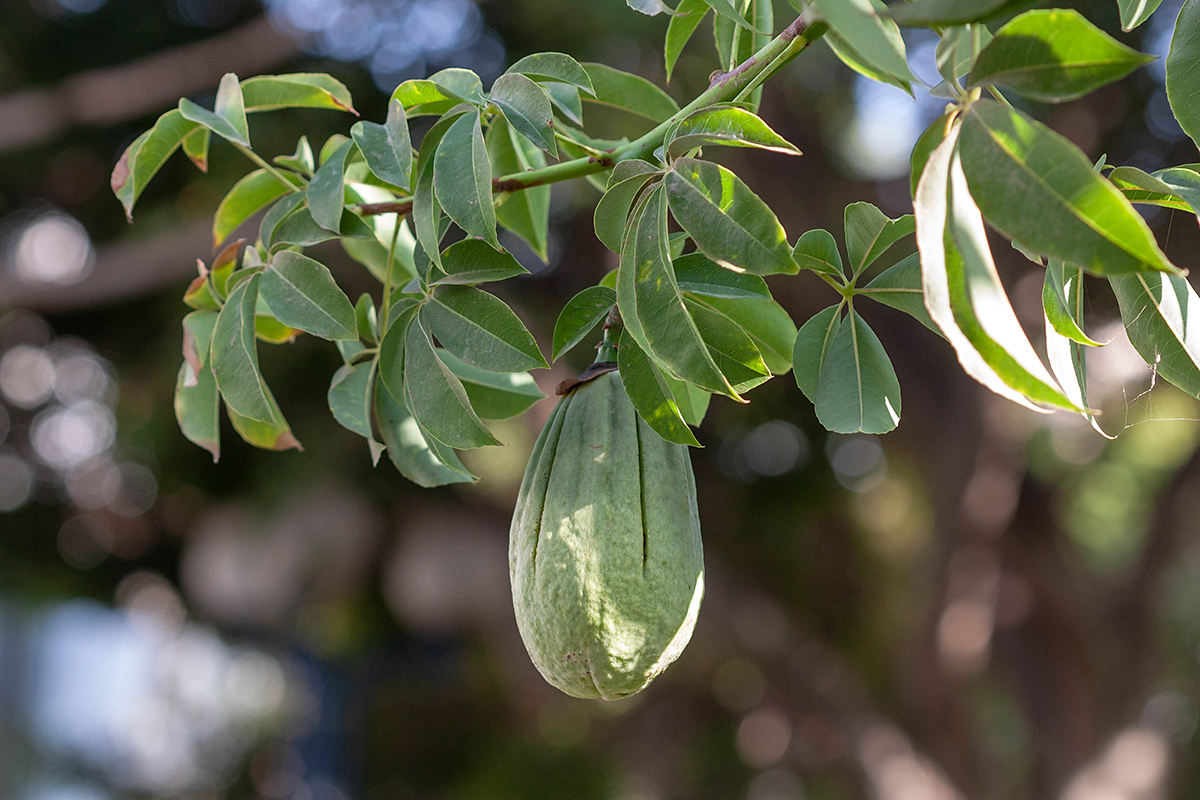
[378,218,402,335]
[233,142,301,193]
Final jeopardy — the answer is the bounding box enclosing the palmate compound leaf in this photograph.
[1167,0,1200,151]
[967,10,1154,103]
[914,122,1078,413]
[617,186,740,399]
[814,309,902,434]
[1110,271,1200,399]
[664,158,798,276]
[552,286,617,362]
[259,251,358,341]
[434,110,500,248]
[958,101,1178,276]
[844,202,915,278]
[617,329,702,447]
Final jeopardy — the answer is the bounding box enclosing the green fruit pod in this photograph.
[509,368,704,700]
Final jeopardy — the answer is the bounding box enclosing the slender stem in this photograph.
[356,12,828,217]
[233,142,300,192]
[378,218,402,336]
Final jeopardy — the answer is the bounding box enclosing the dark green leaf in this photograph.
[403,318,501,449]
[686,298,771,392]
[967,10,1154,102]
[1166,0,1200,147]
[859,253,939,333]
[594,163,660,253]
[617,329,702,446]
[581,62,681,122]
[356,293,378,344]
[351,100,412,190]
[959,102,1177,275]
[793,305,842,401]
[210,274,283,423]
[618,187,737,397]
[430,68,486,106]
[240,73,356,114]
[413,112,466,269]
[178,73,250,146]
[377,305,417,404]
[666,157,798,275]
[553,286,617,361]
[889,0,1014,26]
[110,110,200,220]
[488,117,551,261]
[1119,0,1164,31]
[812,0,917,85]
[792,228,844,277]
[434,111,499,247]
[423,286,547,371]
[435,238,530,285]
[489,73,557,155]
[844,202,915,277]
[1110,271,1200,398]
[267,200,374,252]
[175,362,220,462]
[674,252,771,299]
[825,30,913,93]
[308,139,354,232]
[213,169,300,247]
[260,251,358,340]
[374,378,476,486]
[815,310,902,433]
[438,350,545,420]
[665,372,711,427]
[666,0,710,81]
[667,104,801,158]
[507,53,595,95]
[696,295,797,375]
[545,81,585,125]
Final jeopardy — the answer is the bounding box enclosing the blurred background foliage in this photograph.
[1,0,1200,798]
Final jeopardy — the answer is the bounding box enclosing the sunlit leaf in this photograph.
[793,304,842,402]
[111,110,200,220]
[1043,260,1103,346]
[241,73,356,114]
[844,202,915,277]
[667,104,801,158]
[1110,271,1200,398]
[686,298,771,392]
[618,329,701,446]
[694,295,796,375]
[1166,0,1200,148]
[213,169,301,247]
[812,0,917,86]
[178,73,250,146]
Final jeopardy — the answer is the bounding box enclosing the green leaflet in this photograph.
[1107,166,1195,213]
[506,53,595,95]
[958,102,1177,276]
[581,62,681,122]
[213,169,301,247]
[666,105,801,158]
[308,139,354,232]
[815,310,902,434]
[240,73,356,114]
[793,305,842,402]
[226,398,302,452]
[403,316,501,449]
[374,377,476,487]
[210,274,283,423]
[328,357,381,446]
[433,110,499,248]
[430,68,486,106]
[1043,260,1103,347]
[111,110,200,220]
[694,295,796,376]
[351,99,412,190]
[812,0,917,87]
[665,157,798,275]
[594,163,661,254]
[489,73,557,155]
[182,127,210,171]
[858,253,940,334]
[413,112,466,269]
[552,286,617,362]
[275,136,315,176]
[434,237,530,285]
[422,286,548,372]
[487,116,551,261]
[844,202,915,277]
[438,350,545,420]
[685,298,771,393]
[792,229,844,278]
[178,73,250,147]
[825,29,913,94]
[889,0,1015,26]
[618,329,702,447]
[175,362,220,462]
[1118,0,1164,30]
[1110,271,1200,399]
[617,187,738,398]
[674,253,771,300]
[967,10,1154,102]
[1166,0,1200,148]
[666,0,710,81]
[260,251,358,341]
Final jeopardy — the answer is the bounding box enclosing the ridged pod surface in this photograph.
[509,370,704,700]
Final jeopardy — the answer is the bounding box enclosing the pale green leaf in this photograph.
[241,73,356,114]
[666,104,801,158]
[812,0,917,85]
[617,329,702,446]
[110,110,200,220]
[178,73,250,146]
[489,73,557,155]
[695,294,796,375]
[213,169,300,247]
[1043,260,1103,346]
[552,286,616,362]
[423,286,548,371]
[260,251,358,341]
[351,100,412,190]
[793,305,842,401]
[1110,271,1200,398]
